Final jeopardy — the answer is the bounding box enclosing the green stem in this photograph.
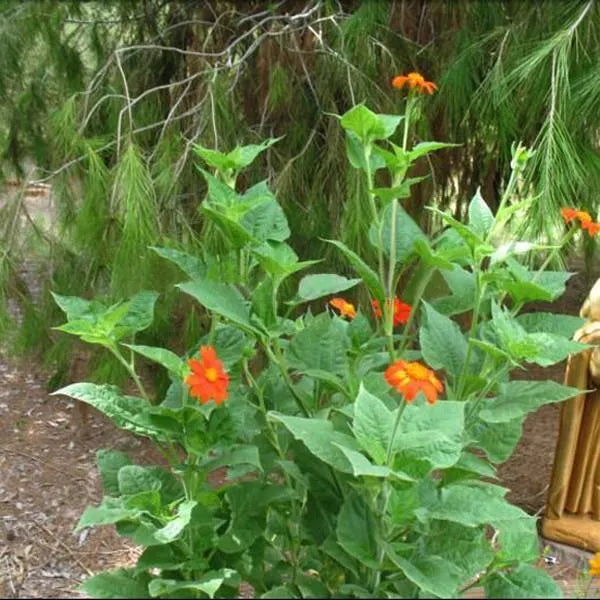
[372,399,408,593]
[456,275,486,400]
[398,267,434,355]
[363,144,386,287]
[108,344,150,401]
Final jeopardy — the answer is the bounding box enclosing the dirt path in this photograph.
[0,256,598,598]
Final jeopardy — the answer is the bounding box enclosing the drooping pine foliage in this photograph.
[1,0,598,387]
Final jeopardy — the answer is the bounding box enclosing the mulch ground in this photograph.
[1,256,599,598]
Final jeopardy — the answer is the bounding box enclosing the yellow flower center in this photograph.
[405,362,431,381]
[205,367,218,382]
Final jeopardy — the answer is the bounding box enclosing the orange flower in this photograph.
[560,207,578,223]
[392,72,438,95]
[561,207,600,237]
[576,210,592,224]
[185,345,229,405]
[372,298,412,327]
[329,297,357,320]
[589,552,600,577]
[583,220,600,238]
[385,360,443,404]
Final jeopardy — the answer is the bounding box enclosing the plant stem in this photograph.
[108,344,150,401]
[398,266,434,355]
[363,144,386,287]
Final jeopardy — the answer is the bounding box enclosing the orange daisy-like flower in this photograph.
[583,220,600,238]
[561,207,600,237]
[385,360,444,404]
[185,345,229,405]
[560,207,578,224]
[589,552,600,577]
[392,72,438,95]
[329,297,357,320]
[372,298,412,327]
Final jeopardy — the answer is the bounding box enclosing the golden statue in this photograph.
[543,278,600,550]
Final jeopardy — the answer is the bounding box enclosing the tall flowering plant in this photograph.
[51,72,582,598]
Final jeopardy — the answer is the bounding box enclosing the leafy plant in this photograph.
[53,83,578,598]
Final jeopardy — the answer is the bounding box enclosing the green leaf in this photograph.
[370,202,427,262]
[124,344,185,377]
[177,279,260,335]
[385,546,461,598]
[419,301,468,377]
[339,104,402,142]
[148,569,240,599]
[80,568,151,599]
[395,400,465,471]
[52,293,102,321]
[345,131,386,172]
[485,565,562,599]
[333,444,413,481]
[515,312,584,338]
[371,177,428,203]
[428,481,526,526]
[240,182,290,242]
[353,384,393,465]
[324,239,385,300]
[469,417,523,463]
[336,492,379,568]
[150,246,205,280]
[76,497,139,531]
[408,141,460,162]
[431,264,476,315]
[52,383,157,438]
[119,291,159,333]
[295,273,361,303]
[202,444,263,475]
[153,499,197,543]
[495,516,539,563]
[479,380,581,423]
[468,188,495,236]
[194,138,279,171]
[268,412,358,473]
[96,450,132,496]
[118,465,165,497]
[287,313,349,375]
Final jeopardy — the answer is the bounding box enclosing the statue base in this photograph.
[542,513,600,552]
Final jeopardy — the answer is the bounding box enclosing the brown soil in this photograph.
[1,256,598,598]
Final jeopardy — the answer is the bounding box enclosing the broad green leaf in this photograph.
[428,206,488,251]
[197,323,247,369]
[153,499,197,543]
[479,380,581,423]
[119,291,159,333]
[241,182,290,242]
[468,188,495,236]
[370,202,427,262]
[485,564,562,599]
[287,313,349,375]
[428,481,525,526]
[80,568,151,599]
[177,279,260,335]
[469,417,523,463]
[135,544,187,572]
[150,246,205,280]
[385,546,462,598]
[424,521,494,582]
[76,497,139,531]
[494,516,539,563]
[124,344,185,377]
[52,383,158,438]
[333,444,413,481]
[118,465,165,497]
[253,240,321,280]
[325,238,385,300]
[395,400,465,471]
[51,293,102,321]
[200,202,254,248]
[295,273,361,302]
[202,445,263,474]
[371,176,428,203]
[148,569,240,599]
[96,449,132,496]
[515,312,584,338]
[419,301,468,377]
[414,238,454,270]
[336,492,379,568]
[408,141,460,162]
[345,131,386,171]
[268,412,358,473]
[431,264,476,315]
[353,384,393,465]
[339,104,402,142]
